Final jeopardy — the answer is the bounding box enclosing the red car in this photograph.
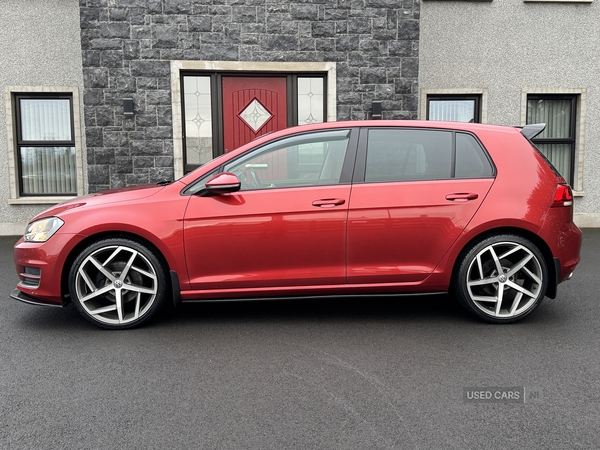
[12,121,582,329]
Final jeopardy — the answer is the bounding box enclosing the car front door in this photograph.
[347,127,495,284]
[183,128,357,292]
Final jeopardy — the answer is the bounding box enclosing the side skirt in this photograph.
[180,291,449,304]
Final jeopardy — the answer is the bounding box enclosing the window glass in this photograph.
[527,96,575,184]
[533,143,572,180]
[427,95,481,123]
[455,133,493,178]
[297,78,324,125]
[15,95,77,195]
[528,98,572,139]
[20,99,72,141]
[366,129,452,182]
[20,147,77,194]
[429,100,475,122]
[183,76,213,166]
[224,130,350,190]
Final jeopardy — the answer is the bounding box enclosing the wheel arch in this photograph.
[451,226,557,299]
[60,231,175,304]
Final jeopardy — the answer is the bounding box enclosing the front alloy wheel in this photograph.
[69,238,168,329]
[454,235,548,323]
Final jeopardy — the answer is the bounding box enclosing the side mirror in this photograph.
[201,172,241,196]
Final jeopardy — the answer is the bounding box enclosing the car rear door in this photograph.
[346,127,495,284]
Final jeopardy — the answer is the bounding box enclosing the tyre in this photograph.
[453,234,548,323]
[68,238,169,329]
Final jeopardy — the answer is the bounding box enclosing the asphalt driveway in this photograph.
[1,230,599,449]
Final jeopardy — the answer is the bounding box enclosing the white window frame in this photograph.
[5,86,85,204]
[521,88,586,195]
[420,88,488,124]
[170,61,337,179]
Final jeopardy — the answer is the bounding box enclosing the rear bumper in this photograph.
[538,209,582,299]
[552,221,582,283]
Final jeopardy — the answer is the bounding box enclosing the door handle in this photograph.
[312,198,346,208]
[445,193,479,202]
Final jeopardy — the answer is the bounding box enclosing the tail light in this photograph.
[552,183,573,208]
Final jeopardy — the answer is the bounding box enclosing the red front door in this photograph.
[183,186,351,293]
[222,77,288,152]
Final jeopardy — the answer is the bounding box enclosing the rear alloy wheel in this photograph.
[454,235,548,323]
[68,238,168,329]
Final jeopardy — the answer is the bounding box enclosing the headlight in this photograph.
[24,217,64,242]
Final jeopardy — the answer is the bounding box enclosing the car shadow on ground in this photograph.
[153,293,485,330]
[155,292,564,329]
[13,293,476,331]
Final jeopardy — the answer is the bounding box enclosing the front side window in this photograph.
[14,94,77,195]
[526,95,576,185]
[427,95,481,123]
[224,130,350,191]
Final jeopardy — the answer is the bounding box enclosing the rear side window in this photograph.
[366,129,452,182]
[365,129,493,182]
[455,133,494,178]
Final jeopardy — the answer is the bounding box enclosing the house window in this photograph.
[526,95,577,185]
[426,95,481,123]
[13,93,77,195]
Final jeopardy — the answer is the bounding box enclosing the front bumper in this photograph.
[13,232,85,307]
[10,288,63,307]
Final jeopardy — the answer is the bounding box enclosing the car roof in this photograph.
[278,120,519,134]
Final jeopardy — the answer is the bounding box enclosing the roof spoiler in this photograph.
[520,123,546,140]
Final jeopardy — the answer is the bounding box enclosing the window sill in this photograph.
[573,190,584,197]
[8,196,75,205]
[524,0,592,2]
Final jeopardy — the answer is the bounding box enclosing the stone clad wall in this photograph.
[79,0,420,193]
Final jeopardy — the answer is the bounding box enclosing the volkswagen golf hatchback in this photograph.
[12,121,582,329]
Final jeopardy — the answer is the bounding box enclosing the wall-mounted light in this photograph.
[371,101,382,120]
[123,98,134,115]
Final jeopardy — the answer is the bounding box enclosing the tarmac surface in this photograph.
[1,230,599,449]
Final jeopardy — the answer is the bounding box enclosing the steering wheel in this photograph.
[248,168,263,188]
